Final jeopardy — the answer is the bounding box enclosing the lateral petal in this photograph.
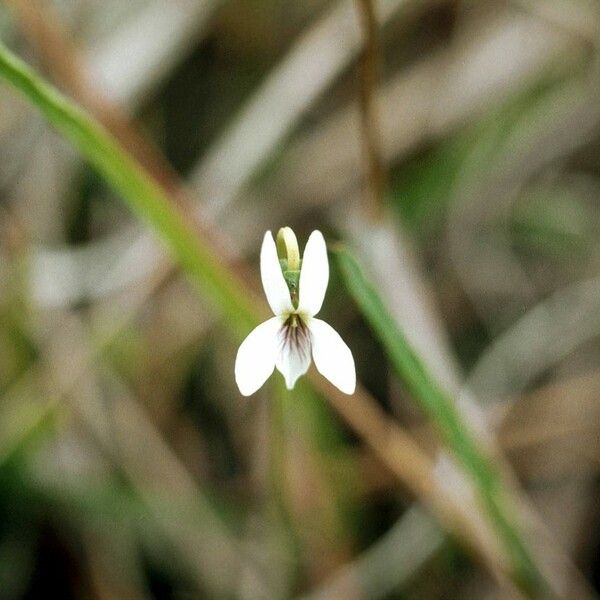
[261,231,293,315]
[235,317,282,396]
[298,230,329,317]
[310,318,356,394]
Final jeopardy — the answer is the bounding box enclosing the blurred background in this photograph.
[1,0,600,598]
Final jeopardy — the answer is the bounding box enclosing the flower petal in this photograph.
[310,318,356,394]
[298,230,329,317]
[235,317,282,396]
[275,320,312,389]
[261,231,293,315]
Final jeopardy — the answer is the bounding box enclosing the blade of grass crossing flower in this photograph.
[0,41,257,336]
[334,245,546,597]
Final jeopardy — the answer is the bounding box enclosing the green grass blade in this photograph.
[334,244,545,596]
[0,41,257,336]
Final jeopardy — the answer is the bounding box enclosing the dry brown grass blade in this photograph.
[310,376,517,591]
[355,0,387,220]
[6,0,184,196]
[260,9,580,208]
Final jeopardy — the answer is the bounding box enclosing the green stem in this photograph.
[269,382,287,511]
[0,40,258,337]
[334,245,546,597]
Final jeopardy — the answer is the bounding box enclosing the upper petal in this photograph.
[298,230,329,316]
[261,231,293,315]
[310,318,356,394]
[235,317,282,396]
[275,320,312,390]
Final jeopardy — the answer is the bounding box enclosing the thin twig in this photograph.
[355,0,387,219]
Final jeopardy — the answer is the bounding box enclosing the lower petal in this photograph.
[275,320,312,389]
[235,317,282,396]
[309,318,356,394]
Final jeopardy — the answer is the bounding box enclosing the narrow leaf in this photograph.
[335,244,545,596]
[0,40,258,336]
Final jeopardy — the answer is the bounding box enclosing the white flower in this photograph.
[235,230,356,396]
